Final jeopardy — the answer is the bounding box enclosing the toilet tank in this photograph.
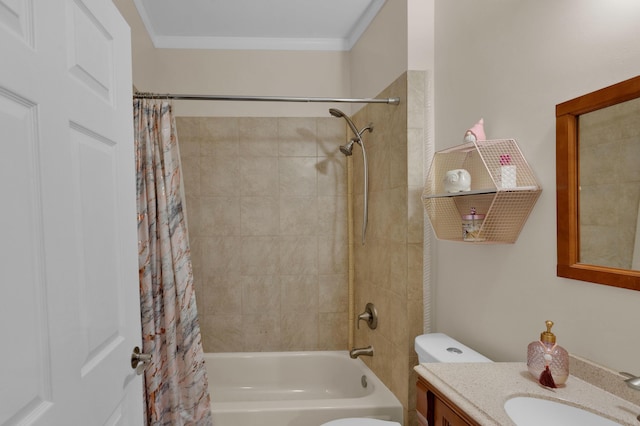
[415,333,492,363]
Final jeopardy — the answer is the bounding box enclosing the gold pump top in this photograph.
[540,320,556,344]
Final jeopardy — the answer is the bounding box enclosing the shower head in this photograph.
[329,108,361,139]
[339,139,357,156]
[328,107,345,118]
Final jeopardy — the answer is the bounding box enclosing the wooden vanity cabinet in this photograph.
[417,376,481,426]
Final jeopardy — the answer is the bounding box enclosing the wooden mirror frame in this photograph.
[556,75,640,291]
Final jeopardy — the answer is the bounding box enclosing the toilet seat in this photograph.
[321,418,401,426]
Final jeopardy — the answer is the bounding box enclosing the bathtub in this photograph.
[204,351,403,426]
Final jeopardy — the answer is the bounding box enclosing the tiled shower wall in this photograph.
[176,71,426,426]
[352,71,425,425]
[176,117,349,352]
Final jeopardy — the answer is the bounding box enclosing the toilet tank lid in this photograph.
[415,333,492,363]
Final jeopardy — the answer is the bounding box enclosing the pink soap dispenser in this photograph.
[527,320,569,388]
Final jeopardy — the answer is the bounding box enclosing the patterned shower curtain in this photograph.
[134,98,213,425]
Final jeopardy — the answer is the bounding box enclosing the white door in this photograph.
[0,0,143,424]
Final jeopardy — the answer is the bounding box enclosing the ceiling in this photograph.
[133,0,386,51]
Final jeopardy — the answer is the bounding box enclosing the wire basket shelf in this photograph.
[422,139,542,243]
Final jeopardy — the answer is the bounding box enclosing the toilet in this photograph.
[414,332,492,364]
[321,333,490,426]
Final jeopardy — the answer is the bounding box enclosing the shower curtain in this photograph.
[134,98,213,425]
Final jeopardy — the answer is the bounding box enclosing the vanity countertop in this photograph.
[415,361,640,426]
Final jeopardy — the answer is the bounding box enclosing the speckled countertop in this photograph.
[415,357,640,426]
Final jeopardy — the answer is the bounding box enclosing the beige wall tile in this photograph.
[181,157,201,196]
[279,157,318,196]
[201,117,239,157]
[407,187,424,244]
[318,235,348,274]
[279,236,318,274]
[242,275,280,314]
[185,195,202,238]
[240,157,279,196]
[317,156,347,196]
[390,346,409,407]
[240,236,279,275]
[318,274,348,313]
[281,312,319,350]
[201,156,239,196]
[175,117,202,141]
[407,243,424,301]
[200,196,240,236]
[243,313,281,351]
[278,117,318,157]
[407,128,425,188]
[200,236,242,277]
[317,117,347,156]
[204,279,242,316]
[280,274,319,313]
[407,71,426,129]
[240,196,279,236]
[280,196,318,235]
[318,312,348,350]
[201,314,243,353]
[239,117,279,157]
[317,196,347,237]
[189,236,203,274]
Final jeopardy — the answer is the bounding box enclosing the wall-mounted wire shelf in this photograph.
[422,139,542,243]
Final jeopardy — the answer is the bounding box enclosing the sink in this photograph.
[504,396,622,426]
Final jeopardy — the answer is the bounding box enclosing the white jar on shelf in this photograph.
[462,207,485,242]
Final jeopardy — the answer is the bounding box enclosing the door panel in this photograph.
[67,0,114,102]
[0,0,34,47]
[0,87,53,425]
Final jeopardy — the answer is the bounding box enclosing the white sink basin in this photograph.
[504,396,622,426]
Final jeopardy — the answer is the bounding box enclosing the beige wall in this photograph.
[349,1,408,102]
[433,0,640,373]
[177,117,350,351]
[351,71,425,425]
[113,0,422,118]
[113,0,350,117]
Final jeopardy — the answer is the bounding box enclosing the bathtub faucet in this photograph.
[349,345,374,359]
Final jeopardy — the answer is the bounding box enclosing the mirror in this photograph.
[556,75,640,291]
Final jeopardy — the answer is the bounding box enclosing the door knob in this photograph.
[131,346,152,375]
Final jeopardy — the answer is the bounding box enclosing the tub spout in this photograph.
[621,372,640,391]
[350,345,374,359]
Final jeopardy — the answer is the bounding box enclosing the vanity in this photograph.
[416,373,479,426]
[415,358,640,425]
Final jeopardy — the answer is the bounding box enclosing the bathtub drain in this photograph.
[361,375,368,388]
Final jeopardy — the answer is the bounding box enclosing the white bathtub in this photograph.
[205,351,403,426]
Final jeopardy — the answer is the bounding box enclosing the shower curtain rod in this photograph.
[133,91,400,105]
